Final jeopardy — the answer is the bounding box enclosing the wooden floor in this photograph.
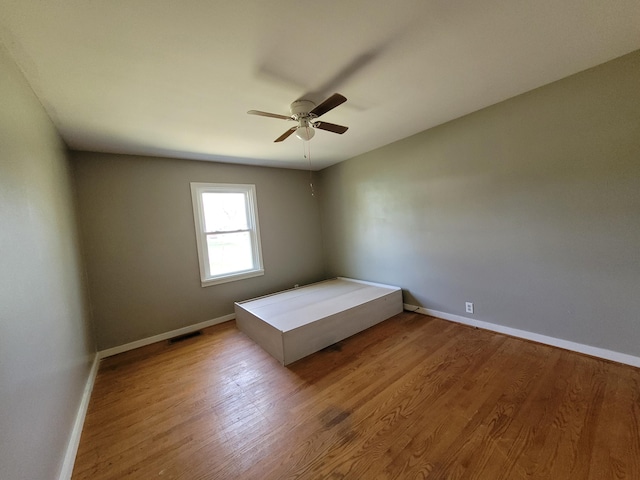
[72,312,640,480]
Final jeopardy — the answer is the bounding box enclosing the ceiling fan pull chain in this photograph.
[305,140,315,197]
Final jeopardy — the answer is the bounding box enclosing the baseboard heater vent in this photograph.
[168,331,202,344]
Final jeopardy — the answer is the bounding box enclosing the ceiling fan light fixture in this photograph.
[295,124,315,141]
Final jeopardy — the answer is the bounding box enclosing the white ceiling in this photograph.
[1,1,639,170]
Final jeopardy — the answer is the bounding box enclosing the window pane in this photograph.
[191,182,263,286]
[207,231,253,275]
[202,192,248,232]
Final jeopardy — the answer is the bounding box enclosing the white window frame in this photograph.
[190,182,264,287]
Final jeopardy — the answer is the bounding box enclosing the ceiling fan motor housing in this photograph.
[290,100,317,120]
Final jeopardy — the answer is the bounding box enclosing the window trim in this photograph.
[190,182,264,287]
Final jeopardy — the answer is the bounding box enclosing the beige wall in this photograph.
[319,50,640,357]
[0,47,95,479]
[73,152,326,350]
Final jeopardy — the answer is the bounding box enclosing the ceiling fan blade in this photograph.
[310,93,347,117]
[247,110,291,120]
[274,127,296,142]
[314,122,349,134]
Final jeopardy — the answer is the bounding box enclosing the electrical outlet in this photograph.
[465,302,474,314]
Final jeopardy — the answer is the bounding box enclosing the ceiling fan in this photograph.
[247,93,349,142]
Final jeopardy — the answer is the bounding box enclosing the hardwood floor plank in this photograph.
[268,320,492,478]
[199,316,466,479]
[72,313,640,480]
[472,347,568,479]
[432,343,566,480]
[379,333,529,478]
[586,363,640,480]
[304,328,508,480]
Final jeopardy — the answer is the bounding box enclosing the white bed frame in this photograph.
[234,277,403,365]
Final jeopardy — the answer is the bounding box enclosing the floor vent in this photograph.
[168,331,202,344]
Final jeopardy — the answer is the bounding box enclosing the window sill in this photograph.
[201,269,264,287]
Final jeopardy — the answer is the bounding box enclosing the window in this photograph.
[190,183,264,286]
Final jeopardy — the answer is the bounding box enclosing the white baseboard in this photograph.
[404,304,640,368]
[58,352,100,480]
[98,313,236,359]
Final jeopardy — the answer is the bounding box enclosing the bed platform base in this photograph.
[234,277,403,365]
